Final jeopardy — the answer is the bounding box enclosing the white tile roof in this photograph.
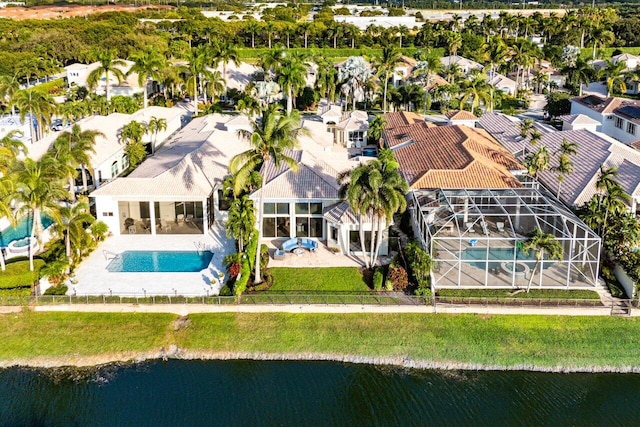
[91,114,251,199]
[560,114,600,126]
[478,112,640,206]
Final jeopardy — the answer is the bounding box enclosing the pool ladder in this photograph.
[103,250,119,260]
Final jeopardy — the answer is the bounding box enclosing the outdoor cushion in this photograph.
[282,238,299,252]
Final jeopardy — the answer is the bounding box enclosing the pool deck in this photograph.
[70,224,235,297]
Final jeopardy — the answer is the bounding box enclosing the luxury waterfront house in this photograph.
[91,113,388,257]
[381,111,601,290]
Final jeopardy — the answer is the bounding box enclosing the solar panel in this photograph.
[582,95,605,106]
[617,105,640,120]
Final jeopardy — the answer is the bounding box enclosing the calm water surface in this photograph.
[1,360,640,426]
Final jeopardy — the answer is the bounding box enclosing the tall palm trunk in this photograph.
[254,189,265,284]
[193,75,198,116]
[68,177,76,202]
[252,33,255,49]
[28,209,41,272]
[371,215,385,267]
[526,251,544,293]
[81,165,90,191]
[369,214,377,267]
[304,33,308,49]
[143,79,149,109]
[286,86,293,115]
[0,250,5,272]
[358,215,369,268]
[105,70,110,101]
[383,71,389,113]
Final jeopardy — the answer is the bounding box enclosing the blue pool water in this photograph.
[462,247,538,269]
[0,213,53,247]
[107,251,213,273]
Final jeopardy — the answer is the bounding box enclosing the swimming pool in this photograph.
[107,251,214,273]
[461,247,537,269]
[0,214,53,247]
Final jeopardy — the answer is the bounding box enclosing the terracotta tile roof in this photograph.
[383,112,436,148]
[446,110,478,121]
[382,115,524,190]
[630,140,640,150]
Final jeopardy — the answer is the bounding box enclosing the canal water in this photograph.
[1,360,639,426]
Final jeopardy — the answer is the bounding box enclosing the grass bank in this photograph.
[437,289,601,300]
[2,312,640,370]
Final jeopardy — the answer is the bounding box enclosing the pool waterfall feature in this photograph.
[0,213,54,258]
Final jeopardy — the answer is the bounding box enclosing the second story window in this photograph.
[627,122,637,135]
[615,117,623,129]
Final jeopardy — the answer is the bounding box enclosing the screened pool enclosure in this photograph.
[411,188,601,290]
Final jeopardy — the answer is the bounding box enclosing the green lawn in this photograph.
[3,312,640,369]
[437,289,601,300]
[269,267,370,292]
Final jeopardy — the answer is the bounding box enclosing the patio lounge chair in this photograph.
[301,238,318,252]
[469,239,478,247]
[185,214,194,223]
[282,238,299,252]
[465,222,475,233]
[496,222,505,232]
[177,214,184,225]
[481,221,490,235]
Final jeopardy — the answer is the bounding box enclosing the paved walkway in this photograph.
[24,303,624,317]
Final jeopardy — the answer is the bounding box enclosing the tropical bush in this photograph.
[43,285,68,296]
[373,267,384,291]
[387,264,409,292]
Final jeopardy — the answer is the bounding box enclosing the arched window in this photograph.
[122,154,129,170]
[111,161,119,177]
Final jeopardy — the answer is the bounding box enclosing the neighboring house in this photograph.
[65,60,144,98]
[559,114,600,132]
[392,55,418,87]
[91,113,387,256]
[479,111,640,213]
[211,61,261,94]
[382,111,525,190]
[445,110,479,128]
[0,114,32,144]
[332,110,369,148]
[28,105,189,192]
[91,114,244,236]
[382,111,600,290]
[570,95,640,145]
[440,55,517,95]
[317,103,369,148]
[591,54,640,95]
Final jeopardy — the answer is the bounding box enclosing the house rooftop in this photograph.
[383,112,524,189]
[570,95,626,114]
[559,114,600,126]
[446,110,478,121]
[478,112,640,207]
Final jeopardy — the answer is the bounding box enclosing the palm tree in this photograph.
[314,57,337,102]
[590,25,615,60]
[10,156,66,271]
[460,71,492,112]
[0,130,26,173]
[556,138,578,158]
[52,198,95,269]
[86,48,127,101]
[278,53,309,114]
[338,162,375,268]
[258,47,285,82]
[13,88,56,142]
[244,20,262,49]
[0,74,20,115]
[375,46,401,114]
[595,165,629,238]
[444,31,462,56]
[147,116,167,155]
[337,56,373,111]
[413,51,442,112]
[51,125,102,199]
[599,60,627,97]
[522,228,563,292]
[529,128,543,146]
[128,48,165,109]
[225,195,255,253]
[211,41,239,97]
[181,45,213,116]
[0,178,16,271]
[554,154,574,199]
[326,22,342,49]
[524,146,550,179]
[120,120,147,169]
[367,114,387,146]
[369,149,408,266]
[564,58,594,96]
[518,118,536,157]
[230,105,304,284]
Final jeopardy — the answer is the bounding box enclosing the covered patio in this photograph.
[411,187,601,290]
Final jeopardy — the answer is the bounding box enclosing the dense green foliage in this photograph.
[0,258,45,289]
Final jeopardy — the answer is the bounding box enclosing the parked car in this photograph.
[50,119,69,131]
